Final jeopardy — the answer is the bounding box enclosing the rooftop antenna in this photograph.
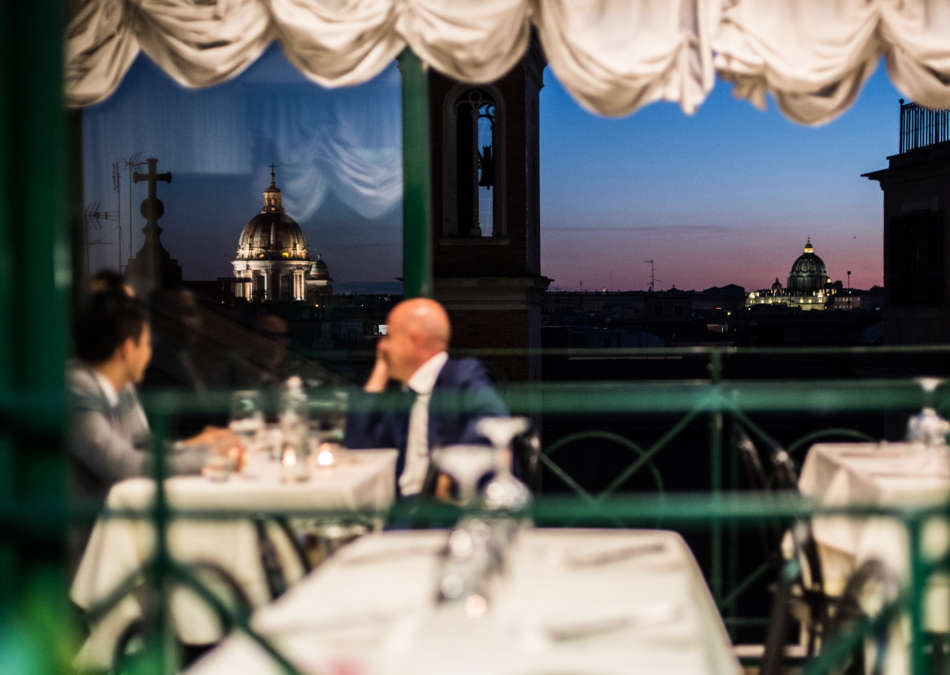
[111,161,122,271]
[644,259,660,292]
[83,200,115,274]
[123,152,147,264]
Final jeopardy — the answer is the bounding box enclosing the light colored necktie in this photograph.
[399,387,431,495]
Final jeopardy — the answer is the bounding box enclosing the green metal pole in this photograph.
[708,351,723,603]
[398,49,433,299]
[0,0,15,621]
[148,414,174,674]
[0,0,70,670]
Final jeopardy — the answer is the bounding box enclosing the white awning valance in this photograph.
[66,0,950,123]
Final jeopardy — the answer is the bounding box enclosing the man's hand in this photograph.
[433,472,455,502]
[364,341,390,392]
[186,426,246,472]
[189,426,236,446]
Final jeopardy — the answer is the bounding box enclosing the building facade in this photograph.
[864,100,950,344]
[231,168,332,305]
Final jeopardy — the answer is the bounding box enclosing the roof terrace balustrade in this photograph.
[899,99,950,154]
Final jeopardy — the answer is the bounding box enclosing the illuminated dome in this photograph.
[235,169,308,261]
[231,167,332,304]
[787,237,828,294]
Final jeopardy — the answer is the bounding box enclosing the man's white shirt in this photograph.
[398,351,448,496]
[92,370,149,431]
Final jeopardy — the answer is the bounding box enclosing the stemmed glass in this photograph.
[907,377,950,448]
[430,445,496,506]
[476,417,533,513]
[229,390,264,452]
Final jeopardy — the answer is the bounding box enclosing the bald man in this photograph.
[344,298,508,498]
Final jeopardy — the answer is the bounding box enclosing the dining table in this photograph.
[797,441,950,673]
[187,528,741,675]
[71,447,398,671]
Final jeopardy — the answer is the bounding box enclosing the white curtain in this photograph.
[713,0,950,124]
[67,0,950,123]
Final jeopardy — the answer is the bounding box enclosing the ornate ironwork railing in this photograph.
[900,99,950,154]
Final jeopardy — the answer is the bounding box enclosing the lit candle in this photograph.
[316,447,335,467]
[282,448,296,467]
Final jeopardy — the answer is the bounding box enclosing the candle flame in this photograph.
[317,448,335,467]
[282,449,296,467]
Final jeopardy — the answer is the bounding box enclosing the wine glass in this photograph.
[476,417,533,512]
[431,445,496,506]
[907,377,950,448]
[229,390,264,448]
[476,417,534,561]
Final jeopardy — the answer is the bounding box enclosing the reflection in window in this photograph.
[456,89,497,237]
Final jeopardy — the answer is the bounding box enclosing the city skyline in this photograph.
[82,45,900,293]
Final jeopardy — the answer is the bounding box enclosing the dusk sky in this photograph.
[82,45,901,293]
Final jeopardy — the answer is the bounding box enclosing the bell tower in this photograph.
[428,40,550,381]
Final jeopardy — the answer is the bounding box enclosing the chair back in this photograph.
[253,516,311,600]
[736,427,770,492]
[112,561,252,672]
[512,425,541,492]
[820,558,900,675]
[760,557,796,675]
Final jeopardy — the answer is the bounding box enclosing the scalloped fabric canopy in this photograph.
[66,0,950,124]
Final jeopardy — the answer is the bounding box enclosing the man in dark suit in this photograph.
[344,298,507,498]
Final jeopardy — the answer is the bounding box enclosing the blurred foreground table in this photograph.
[799,442,950,673]
[188,528,740,675]
[71,448,397,671]
[800,443,950,608]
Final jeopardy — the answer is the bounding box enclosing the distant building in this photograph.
[864,100,950,344]
[231,167,332,305]
[746,238,839,311]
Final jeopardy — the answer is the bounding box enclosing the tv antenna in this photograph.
[644,259,660,292]
[111,161,122,271]
[123,152,147,263]
[82,200,116,274]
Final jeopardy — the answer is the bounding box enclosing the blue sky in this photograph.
[83,46,901,292]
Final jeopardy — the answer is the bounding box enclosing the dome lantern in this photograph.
[262,163,282,213]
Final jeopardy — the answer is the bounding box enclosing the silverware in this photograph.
[564,541,666,569]
[545,616,633,642]
[544,604,682,642]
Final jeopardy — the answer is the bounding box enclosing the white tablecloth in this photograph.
[188,529,741,675]
[798,442,950,673]
[71,448,398,671]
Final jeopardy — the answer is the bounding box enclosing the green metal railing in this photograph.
[23,371,945,673]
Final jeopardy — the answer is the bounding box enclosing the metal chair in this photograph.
[511,425,542,493]
[771,446,830,658]
[112,561,252,673]
[253,515,312,600]
[819,558,900,675]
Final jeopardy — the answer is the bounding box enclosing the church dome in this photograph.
[309,255,330,280]
[235,168,308,260]
[786,237,828,294]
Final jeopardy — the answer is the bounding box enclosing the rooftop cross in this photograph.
[133,157,171,201]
